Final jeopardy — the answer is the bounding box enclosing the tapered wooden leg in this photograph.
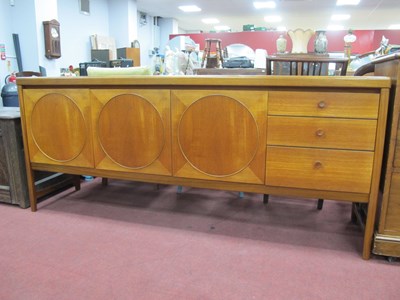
[263,194,269,204]
[351,203,358,224]
[317,199,324,210]
[73,175,81,191]
[102,178,108,186]
[26,168,37,212]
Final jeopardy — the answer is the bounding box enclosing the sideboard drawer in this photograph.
[268,91,379,119]
[266,146,374,193]
[267,116,377,150]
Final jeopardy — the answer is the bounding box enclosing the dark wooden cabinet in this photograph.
[371,54,400,258]
[117,48,140,66]
[0,108,80,208]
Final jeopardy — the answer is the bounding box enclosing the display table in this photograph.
[17,75,390,259]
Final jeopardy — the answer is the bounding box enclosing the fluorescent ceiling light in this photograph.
[336,0,360,6]
[277,26,287,31]
[253,1,276,9]
[178,5,201,12]
[202,18,219,24]
[331,14,351,21]
[388,24,400,29]
[327,24,344,30]
[214,25,230,31]
[264,15,282,22]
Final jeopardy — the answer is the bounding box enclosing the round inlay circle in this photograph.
[98,94,164,169]
[31,93,86,162]
[178,95,259,177]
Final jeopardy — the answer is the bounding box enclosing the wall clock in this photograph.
[43,19,61,59]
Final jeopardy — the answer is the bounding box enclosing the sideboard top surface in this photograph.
[16,75,391,89]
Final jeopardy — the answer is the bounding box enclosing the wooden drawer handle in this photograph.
[317,101,326,109]
[314,161,323,169]
[315,129,325,137]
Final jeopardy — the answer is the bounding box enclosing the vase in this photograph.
[287,29,314,53]
[276,34,287,53]
[314,30,328,54]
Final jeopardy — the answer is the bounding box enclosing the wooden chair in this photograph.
[266,55,349,76]
[353,62,375,76]
[264,54,349,209]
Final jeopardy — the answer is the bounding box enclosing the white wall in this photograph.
[159,18,178,55]
[58,0,109,72]
[0,0,177,84]
[137,12,154,67]
[34,0,59,76]
[9,0,38,73]
[0,1,16,92]
[108,0,137,48]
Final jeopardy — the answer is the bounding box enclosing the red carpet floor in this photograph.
[0,178,399,299]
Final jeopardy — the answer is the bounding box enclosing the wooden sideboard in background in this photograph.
[16,76,390,259]
[371,54,400,258]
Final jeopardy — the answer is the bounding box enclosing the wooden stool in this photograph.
[201,38,223,68]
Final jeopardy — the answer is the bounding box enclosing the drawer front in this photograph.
[266,146,374,193]
[267,116,377,150]
[268,91,379,119]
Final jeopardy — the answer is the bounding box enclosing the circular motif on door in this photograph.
[178,95,259,177]
[31,93,86,162]
[98,94,164,169]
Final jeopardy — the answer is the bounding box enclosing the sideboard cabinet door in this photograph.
[91,89,171,175]
[171,90,266,184]
[22,89,94,168]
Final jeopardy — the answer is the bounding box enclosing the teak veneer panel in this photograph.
[91,89,171,175]
[22,89,94,168]
[172,89,266,184]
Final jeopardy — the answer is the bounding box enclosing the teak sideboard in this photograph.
[17,76,390,259]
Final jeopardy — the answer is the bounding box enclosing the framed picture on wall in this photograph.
[79,0,90,15]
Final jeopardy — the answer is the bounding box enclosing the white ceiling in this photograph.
[136,0,400,32]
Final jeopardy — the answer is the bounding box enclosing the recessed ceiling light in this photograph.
[202,18,219,24]
[336,0,360,6]
[388,24,400,29]
[327,24,344,30]
[264,15,282,23]
[214,25,230,31]
[178,5,201,12]
[253,1,276,9]
[331,14,351,21]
